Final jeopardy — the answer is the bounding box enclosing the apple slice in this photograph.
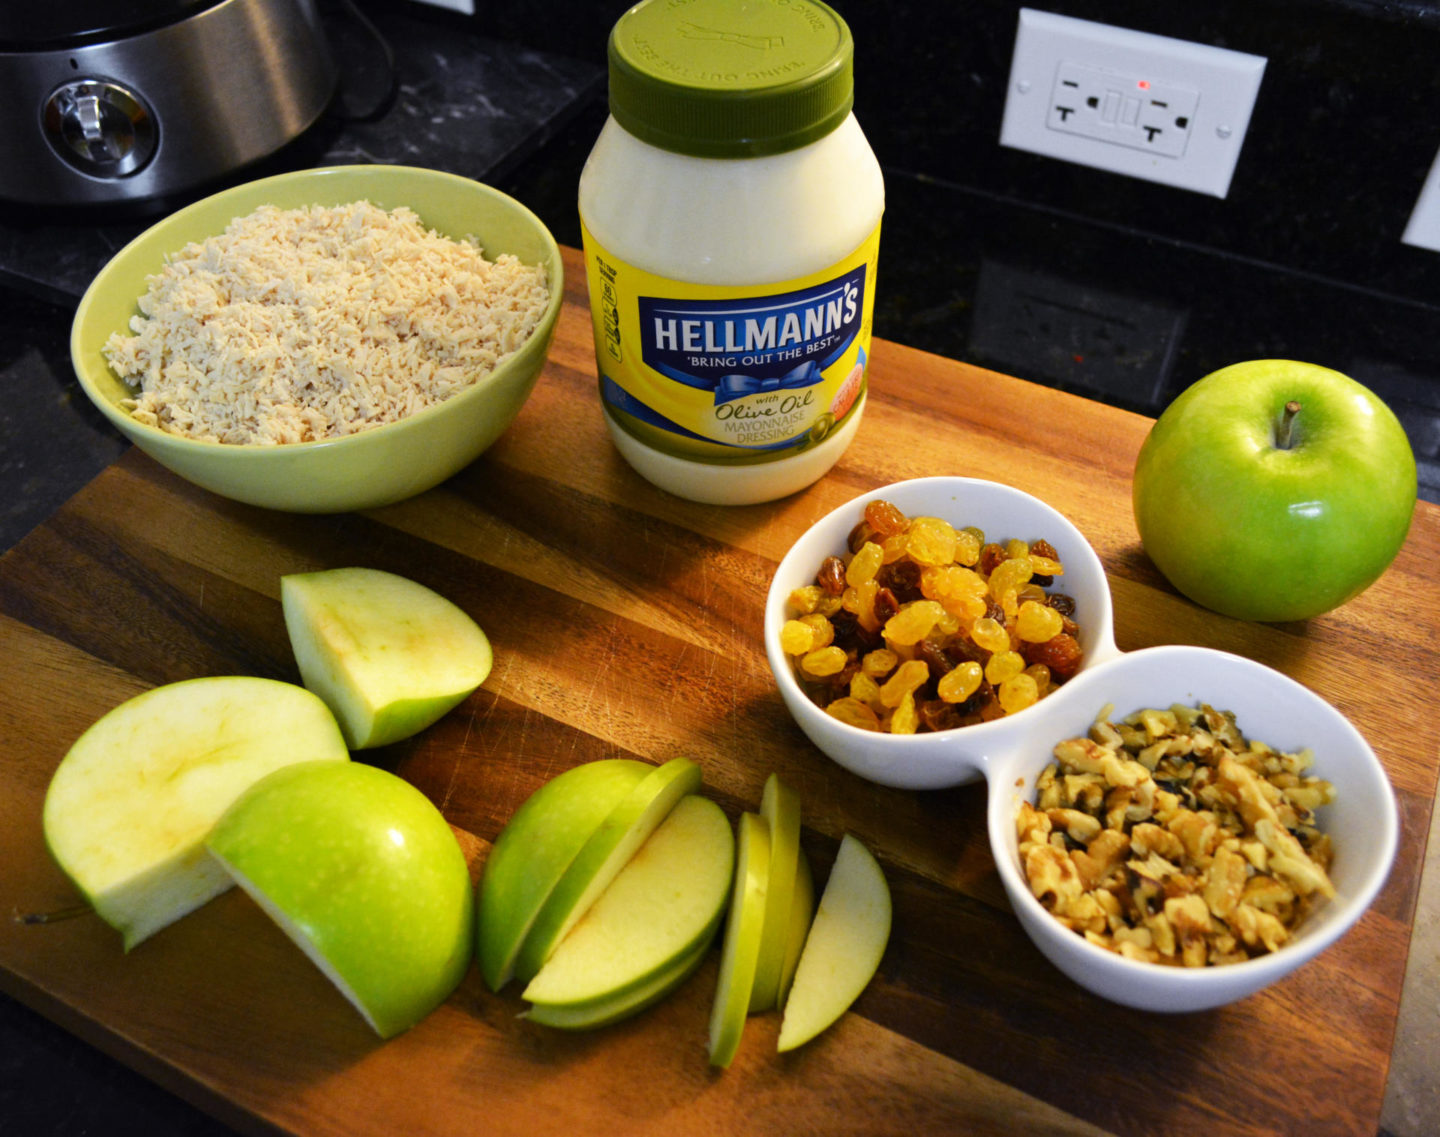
[207,761,474,1039]
[777,833,891,1053]
[524,936,710,1031]
[281,567,492,749]
[777,844,815,1007]
[476,759,651,992]
[522,793,732,1016]
[512,757,703,983]
[749,772,804,1012]
[42,676,349,951]
[708,811,771,1068]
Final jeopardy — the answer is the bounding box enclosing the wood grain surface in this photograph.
[2,246,1436,1137]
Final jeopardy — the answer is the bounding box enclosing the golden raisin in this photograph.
[883,599,946,647]
[801,646,848,677]
[938,661,984,703]
[780,619,817,655]
[864,499,910,537]
[826,697,881,731]
[1015,600,1064,643]
[847,541,884,587]
[879,659,930,707]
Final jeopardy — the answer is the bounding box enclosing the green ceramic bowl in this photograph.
[71,165,563,513]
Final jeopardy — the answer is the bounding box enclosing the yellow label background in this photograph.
[582,221,882,465]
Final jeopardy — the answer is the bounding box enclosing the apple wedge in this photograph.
[708,811,771,1068]
[512,757,703,984]
[207,761,474,1040]
[42,676,349,951]
[777,833,891,1053]
[749,772,804,1012]
[281,567,492,749]
[778,843,815,1008]
[476,759,651,992]
[524,936,710,1031]
[522,793,733,1021]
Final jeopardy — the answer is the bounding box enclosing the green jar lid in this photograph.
[607,0,855,159]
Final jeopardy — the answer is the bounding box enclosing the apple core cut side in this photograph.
[42,676,350,951]
[476,759,651,991]
[281,567,493,750]
[522,793,733,1009]
[750,773,803,1012]
[777,833,891,1053]
[512,757,703,984]
[708,811,771,1069]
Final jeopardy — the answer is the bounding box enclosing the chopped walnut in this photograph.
[1017,703,1336,968]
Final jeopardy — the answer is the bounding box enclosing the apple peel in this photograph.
[207,761,474,1040]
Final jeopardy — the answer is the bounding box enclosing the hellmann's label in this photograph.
[583,220,881,465]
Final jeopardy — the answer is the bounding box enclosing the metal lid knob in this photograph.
[42,80,157,179]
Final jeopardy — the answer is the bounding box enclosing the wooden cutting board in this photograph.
[2,246,1436,1137]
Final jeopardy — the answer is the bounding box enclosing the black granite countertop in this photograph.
[3,2,1438,1135]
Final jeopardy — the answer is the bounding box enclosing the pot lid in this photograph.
[0,1,220,51]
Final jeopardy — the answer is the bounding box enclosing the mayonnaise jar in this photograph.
[579,0,884,505]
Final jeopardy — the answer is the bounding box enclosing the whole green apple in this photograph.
[1133,360,1416,622]
[207,761,474,1039]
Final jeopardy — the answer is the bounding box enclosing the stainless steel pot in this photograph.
[0,0,337,207]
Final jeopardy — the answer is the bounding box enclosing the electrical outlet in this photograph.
[969,258,1186,409]
[1000,9,1266,198]
[1402,147,1440,252]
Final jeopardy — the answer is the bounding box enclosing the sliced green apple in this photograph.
[522,793,732,1016]
[42,676,349,951]
[777,833,891,1053]
[523,936,710,1031]
[206,761,474,1040]
[749,773,804,1013]
[777,844,815,1008]
[708,811,771,1068]
[512,757,703,984]
[281,567,493,749]
[476,759,651,992]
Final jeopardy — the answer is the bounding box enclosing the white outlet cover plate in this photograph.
[1000,9,1267,198]
[1402,147,1440,252]
[408,0,475,14]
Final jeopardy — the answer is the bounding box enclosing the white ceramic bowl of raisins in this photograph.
[764,476,1399,1010]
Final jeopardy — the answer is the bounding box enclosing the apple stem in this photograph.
[12,903,93,926]
[1276,400,1302,450]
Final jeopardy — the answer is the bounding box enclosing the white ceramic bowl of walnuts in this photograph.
[765,476,1398,1011]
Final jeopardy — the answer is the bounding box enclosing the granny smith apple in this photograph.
[1134,360,1417,622]
[708,811,771,1068]
[749,773,803,1013]
[523,937,710,1031]
[778,841,815,1008]
[522,793,733,1015]
[512,757,703,984]
[777,833,890,1053]
[477,759,651,991]
[207,761,473,1039]
[42,676,349,951]
[282,567,493,749]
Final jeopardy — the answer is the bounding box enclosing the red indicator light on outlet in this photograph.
[1137,79,1151,90]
